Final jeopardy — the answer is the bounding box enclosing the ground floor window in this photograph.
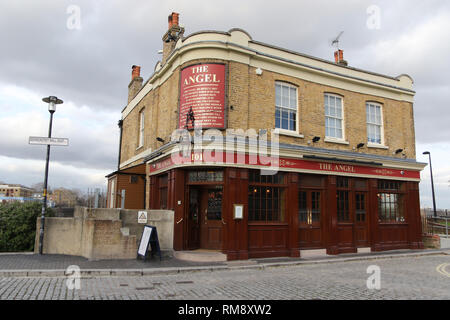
[159,174,168,209]
[377,180,405,223]
[248,171,286,222]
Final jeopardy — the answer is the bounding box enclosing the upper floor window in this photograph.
[138,109,145,148]
[275,82,297,131]
[366,102,383,145]
[325,94,344,139]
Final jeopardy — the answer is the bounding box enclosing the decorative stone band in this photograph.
[147,150,421,181]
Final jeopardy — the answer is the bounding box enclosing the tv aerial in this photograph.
[331,31,344,50]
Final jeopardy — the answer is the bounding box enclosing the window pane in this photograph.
[282,110,289,129]
[290,111,296,131]
[329,95,335,108]
[275,108,280,128]
[276,84,281,106]
[282,85,289,106]
[289,87,296,108]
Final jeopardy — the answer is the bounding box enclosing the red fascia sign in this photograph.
[179,64,226,129]
[149,151,421,180]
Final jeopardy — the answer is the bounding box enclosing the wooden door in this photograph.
[199,187,223,250]
[354,192,369,247]
[298,190,323,248]
[187,187,200,249]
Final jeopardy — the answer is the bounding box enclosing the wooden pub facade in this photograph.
[107,13,426,260]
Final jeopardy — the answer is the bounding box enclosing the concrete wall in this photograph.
[120,209,174,250]
[35,207,174,260]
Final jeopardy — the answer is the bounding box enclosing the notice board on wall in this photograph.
[179,63,226,129]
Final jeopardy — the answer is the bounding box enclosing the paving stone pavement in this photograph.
[0,255,449,300]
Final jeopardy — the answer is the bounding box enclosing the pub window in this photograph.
[158,174,168,209]
[366,102,384,145]
[248,171,286,222]
[377,180,405,223]
[130,175,139,184]
[275,82,297,131]
[188,170,223,183]
[337,177,350,222]
[325,93,344,139]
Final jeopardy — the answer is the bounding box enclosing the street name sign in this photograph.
[29,136,69,146]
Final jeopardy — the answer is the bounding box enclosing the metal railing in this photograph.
[422,216,450,238]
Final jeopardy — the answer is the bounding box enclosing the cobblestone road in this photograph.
[0,255,449,300]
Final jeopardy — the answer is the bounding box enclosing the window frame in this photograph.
[275,81,299,133]
[377,180,406,224]
[324,93,346,141]
[248,171,288,223]
[366,101,385,146]
[138,109,145,148]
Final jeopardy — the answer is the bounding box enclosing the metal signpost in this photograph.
[30,96,67,255]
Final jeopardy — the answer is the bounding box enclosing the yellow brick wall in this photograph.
[120,59,416,167]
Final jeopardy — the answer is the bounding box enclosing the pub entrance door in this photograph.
[298,190,324,249]
[187,186,223,250]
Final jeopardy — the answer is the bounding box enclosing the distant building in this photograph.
[49,188,78,207]
[0,183,36,203]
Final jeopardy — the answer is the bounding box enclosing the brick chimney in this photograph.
[334,49,348,66]
[128,65,143,103]
[162,12,184,65]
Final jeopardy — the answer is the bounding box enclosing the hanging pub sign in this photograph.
[179,63,226,129]
[137,225,161,261]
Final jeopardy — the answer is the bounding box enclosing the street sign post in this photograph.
[29,136,69,146]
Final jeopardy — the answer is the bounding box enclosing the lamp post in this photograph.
[38,96,63,255]
[423,151,437,218]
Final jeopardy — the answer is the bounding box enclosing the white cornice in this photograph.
[122,30,415,120]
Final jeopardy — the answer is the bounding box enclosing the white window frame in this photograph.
[275,82,298,133]
[324,93,346,141]
[138,109,145,148]
[109,178,116,208]
[366,102,385,146]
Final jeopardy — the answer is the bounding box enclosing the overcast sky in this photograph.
[0,0,449,208]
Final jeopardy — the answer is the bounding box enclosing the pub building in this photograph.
[106,12,427,260]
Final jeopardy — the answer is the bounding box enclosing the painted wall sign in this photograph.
[179,64,226,129]
[149,151,421,180]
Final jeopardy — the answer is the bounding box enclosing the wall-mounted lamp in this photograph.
[156,137,165,143]
[357,143,365,149]
[312,136,321,143]
[395,148,403,154]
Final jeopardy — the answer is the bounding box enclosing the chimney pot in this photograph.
[172,12,179,26]
[131,65,141,80]
[334,50,346,65]
[168,14,173,29]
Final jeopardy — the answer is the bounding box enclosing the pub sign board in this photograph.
[179,63,226,129]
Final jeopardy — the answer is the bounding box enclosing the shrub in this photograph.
[0,201,54,252]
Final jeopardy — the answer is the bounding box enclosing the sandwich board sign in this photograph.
[137,225,161,261]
